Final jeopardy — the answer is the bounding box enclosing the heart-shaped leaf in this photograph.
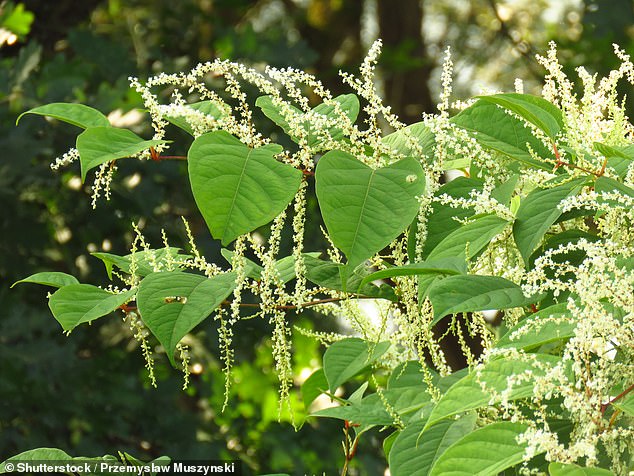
[76,127,167,181]
[136,271,236,365]
[188,131,303,245]
[315,150,425,273]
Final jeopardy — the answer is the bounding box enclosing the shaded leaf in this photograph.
[301,368,328,410]
[304,256,397,300]
[382,122,435,162]
[389,414,476,476]
[477,93,563,140]
[92,248,191,279]
[256,94,359,150]
[429,422,536,476]
[426,214,509,262]
[422,177,484,257]
[513,178,587,264]
[428,275,536,324]
[164,101,226,135]
[323,338,390,392]
[359,257,466,290]
[452,101,552,170]
[548,463,615,476]
[426,354,561,428]
[496,303,576,350]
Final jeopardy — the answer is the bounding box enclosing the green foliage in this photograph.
[315,150,425,275]
[136,271,236,365]
[76,127,168,181]
[6,37,634,476]
[188,131,302,245]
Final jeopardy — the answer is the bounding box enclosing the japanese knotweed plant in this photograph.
[5,41,634,475]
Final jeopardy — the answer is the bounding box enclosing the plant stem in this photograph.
[600,383,634,415]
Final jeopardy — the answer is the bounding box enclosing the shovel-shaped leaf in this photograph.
[136,271,236,365]
[315,150,425,274]
[188,131,302,245]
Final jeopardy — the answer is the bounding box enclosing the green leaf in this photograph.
[312,399,394,426]
[322,338,390,392]
[383,431,400,459]
[220,249,263,280]
[301,368,328,410]
[17,103,110,128]
[428,275,536,324]
[429,422,536,476]
[613,391,634,418]
[359,258,466,290]
[389,414,476,476]
[548,462,615,476]
[273,252,321,284]
[477,93,563,140]
[594,176,634,205]
[92,248,191,279]
[164,100,226,135]
[221,250,321,284]
[528,229,599,272]
[426,214,509,262]
[426,354,561,428]
[382,122,435,161]
[1,448,72,473]
[496,303,576,350]
[594,143,634,179]
[76,127,167,181]
[491,175,519,206]
[513,178,587,264]
[388,361,430,389]
[48,285,136,332]
[304,256,397,300]
[422,177,484,257]
[256,94,359,149]
[452,101,553,170]
[136,271,236,365]
[313,386,432,427]
[12,271,79,288]
[187,131,302,245]
[1,3,34,37]
[315,150,425,273]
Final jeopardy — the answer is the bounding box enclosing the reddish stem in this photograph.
[601,383,634,416]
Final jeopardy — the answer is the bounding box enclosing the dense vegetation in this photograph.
[1,1,633,474]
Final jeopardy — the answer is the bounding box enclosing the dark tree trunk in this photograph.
[377,0,435,123]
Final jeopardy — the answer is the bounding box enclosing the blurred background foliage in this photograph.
[0,0,632,474]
